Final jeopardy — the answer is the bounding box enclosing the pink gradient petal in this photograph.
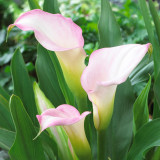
[81,43,150,130]
[10,9,84,51]
[37,104,91,131]
[81,43,150,93]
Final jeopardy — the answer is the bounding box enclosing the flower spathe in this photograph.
[37,104,91,159]
[8,9,83,51]
[8,9,87,107]
[81,43,151,131]
[33,82,74,160]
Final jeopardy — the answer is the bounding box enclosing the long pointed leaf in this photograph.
[38,130,58,160]
[9,95,45,160]
[11,49,37,124]
[43,0,60,14]
[154,72,160,107]
[138,0,160,116]
[0,86,10,101]
[98,0,122,48]
[149,0,160,46]
[0,128,15,151]
[133,77,151,134]
[27,0,41,9]
[138,0,160,77]
[36,45,66,106]
[127,118,160,160]
[0,95,14,130]
[49,51,75,105]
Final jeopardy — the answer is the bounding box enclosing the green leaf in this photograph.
[98,0,122,48]
[0,95,14,130]
[43,0,60,14]
[36,45,66,106]
[153,98,160,119]
[105,79,135,160]
[11,49,37,124]
[149,0,160,46]
[151,147,160,160]
[49,51,75,105]
[0,85,10,101]
[130,55,153,85]
[154,72,160,107]
[138,0,160,77]
[33,82,73,160]
[0,128,15,150]
[129,55,153,95]
[0,94,9,110]
[133,77,151,134]
[127,118,160,160]
[39,131,58,160]
[9,95,46,160]
[27,0,41,10]
[33,82,55,113]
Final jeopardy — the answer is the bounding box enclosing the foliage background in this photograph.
[1,0,156,94]
[0,0,160,159]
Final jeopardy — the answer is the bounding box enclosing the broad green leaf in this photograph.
[98,0,122,48]
[0,94,9,110]
[27,0,41,10]
[0,95,14,130]
[36,45,66,106]
[133,77,151,134]
[0,128,15,150]
[49,51,75,105]
[127,118,160,160]
[0,126,57,159]
[105,79,135,160]
[129,55,153,95]
[9,95,46,160]
[43,0,60,14]
[37,128,58,160]
[138,0,160,118]
[153,98,160,119]
[138,0,160,77]
[33,82,55,112]
[149,0,160,111]
[11,49,37,124]
[154,72,160,107]
[0,86,10,101]
[149,0,160,46]
[129,55,153,86]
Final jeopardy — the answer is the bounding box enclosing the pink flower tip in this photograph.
[36,104,91,132]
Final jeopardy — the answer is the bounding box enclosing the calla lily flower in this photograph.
[8,9,87,107]
[37,104,91,160]
[81,43,151,131]
[33,82,73,160]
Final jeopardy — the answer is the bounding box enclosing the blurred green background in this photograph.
[0,0,159,94]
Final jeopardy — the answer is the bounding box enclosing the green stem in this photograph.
[97,130,106,160]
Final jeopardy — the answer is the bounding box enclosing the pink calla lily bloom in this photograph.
[37,104,91,159]
[81,43,151,131]
[8,9,87,102]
